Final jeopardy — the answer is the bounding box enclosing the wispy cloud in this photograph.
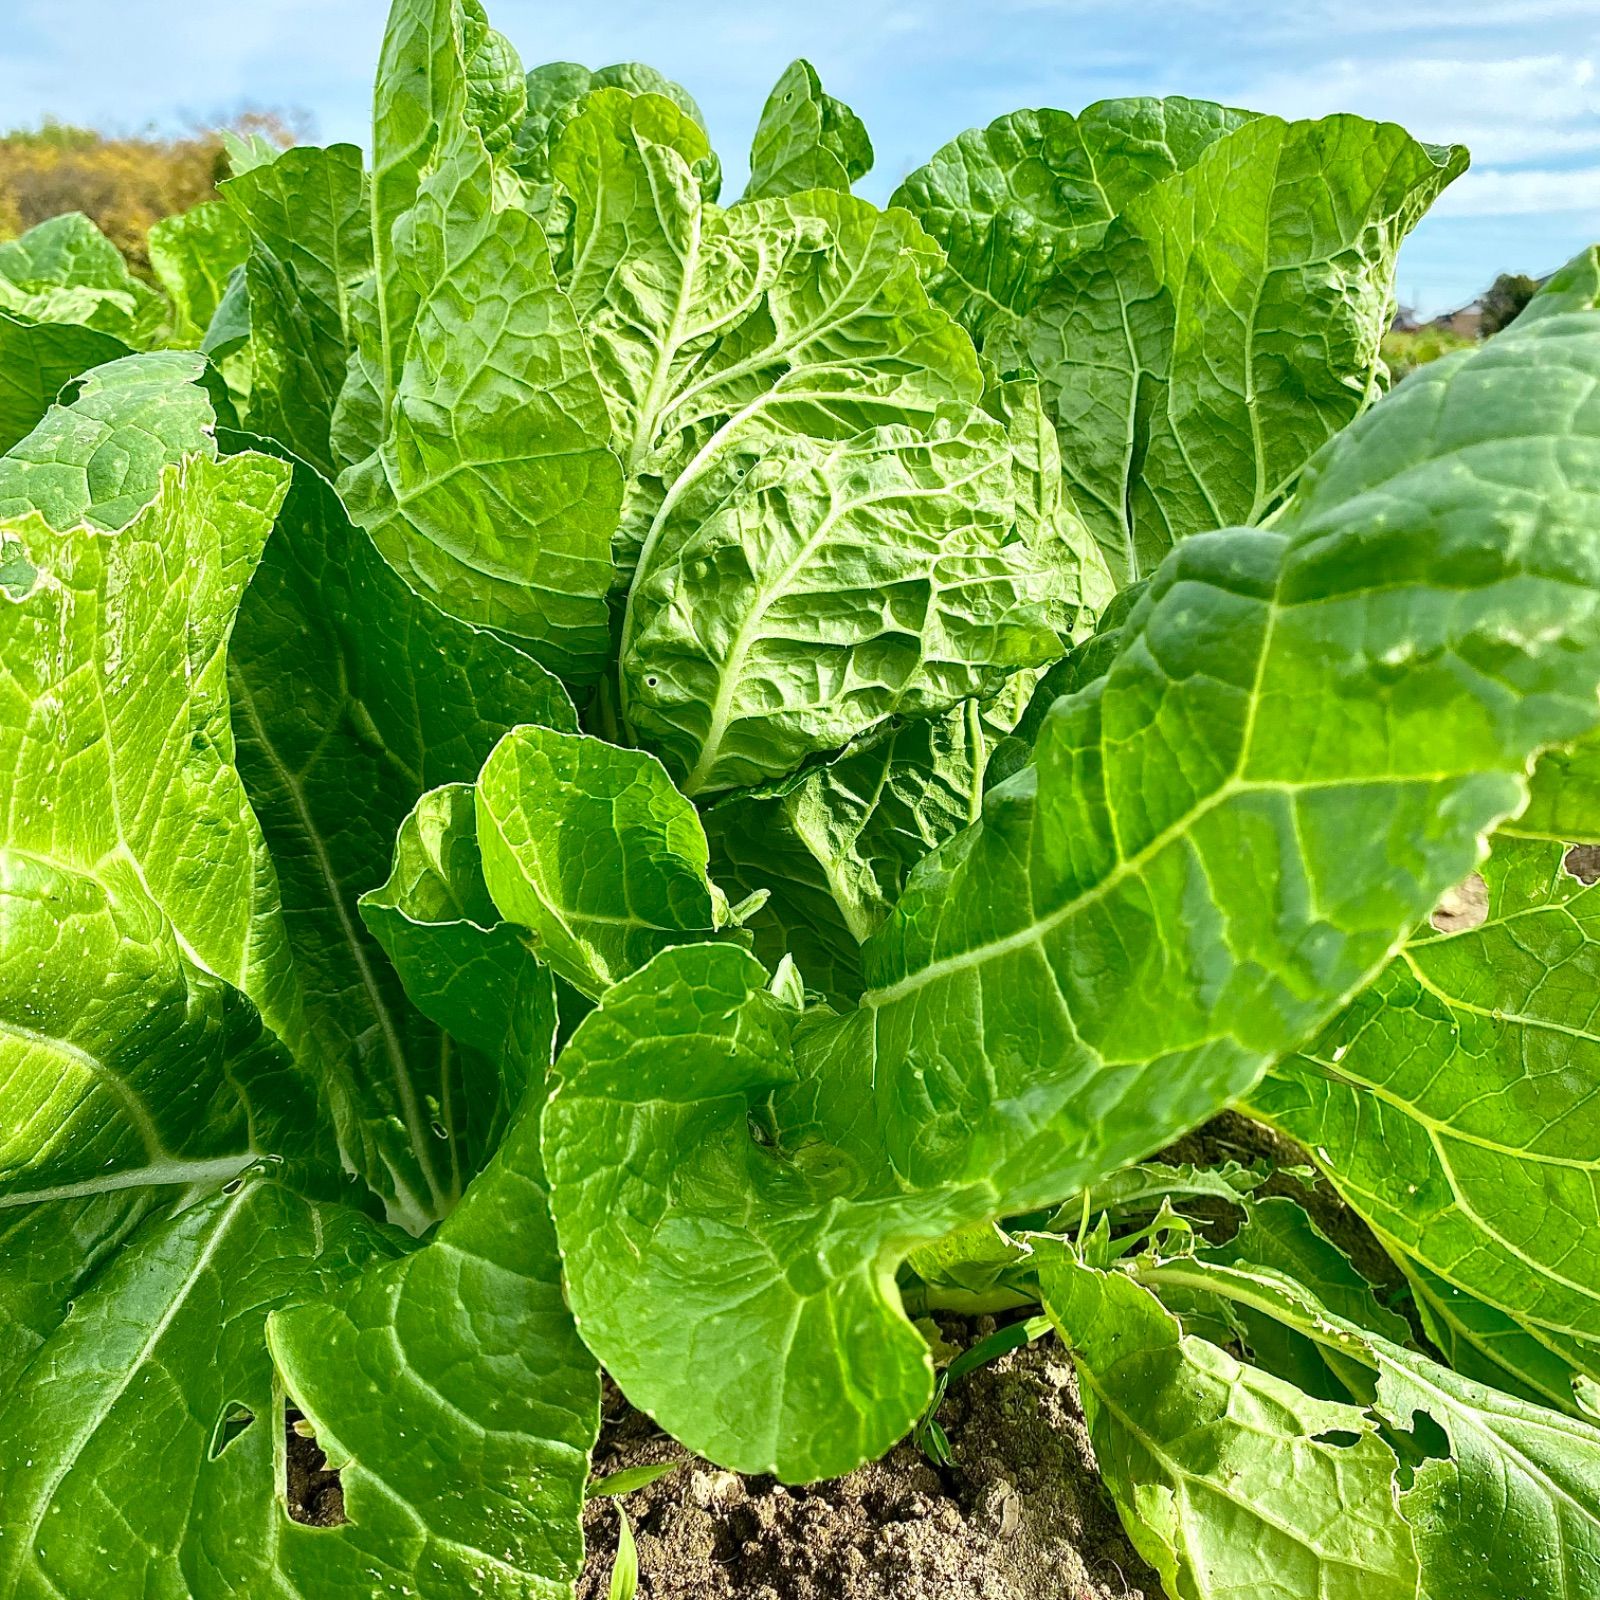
[1434,164,1600,215]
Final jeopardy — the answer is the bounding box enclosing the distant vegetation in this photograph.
[0,112,300,274]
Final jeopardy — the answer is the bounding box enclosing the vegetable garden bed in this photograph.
[2,1,1600,1596]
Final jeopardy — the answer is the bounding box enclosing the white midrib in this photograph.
[230,672,445,1219]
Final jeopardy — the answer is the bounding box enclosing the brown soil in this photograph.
[577,1329,1157,1600]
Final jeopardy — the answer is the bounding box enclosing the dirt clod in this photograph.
[578,1333,1156,1600]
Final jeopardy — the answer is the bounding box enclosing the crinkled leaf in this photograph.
[890,97,1254,355]
[1251,834,1600,1406]
[475,725,727,997]
[1021,114,1465,580]
[0,350,218,531]
[622,416,1067,794]
[744,59,872,202]
[515,59,721,208]
[550,85,982,585]
[547,310,1600,1480]
[1518,735,1600,845]
[706,678,1034,1003]
[0,212,164,346]
[334,0,622,682]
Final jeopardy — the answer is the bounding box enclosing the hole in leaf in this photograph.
[1311,1428,1361,1449]
[1566,844,1600,885]
[208,1403,255,1459]
[1429,871,1488,933]
[284,1406,347,1527]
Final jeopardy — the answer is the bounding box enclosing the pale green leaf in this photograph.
[1040,1249,1421,1600]
[147,202,250,349]
[1250,835,1600,1407]
[0,212,164,346]
[890,97,1255,354]
[334,0,622,682]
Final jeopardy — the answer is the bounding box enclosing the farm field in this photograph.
[1,2,1599,1597]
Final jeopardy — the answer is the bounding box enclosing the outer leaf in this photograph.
[0,1171,397,1599]
[1250,836,1600,1402]
[0,442,309,1069]
[0,350,217,531]
[890,98,1254,353]
[221,144,370,478]
[1133,1254,1600,1600]
[1039,1250,1420,1600]
[147,201,250,348]
[475,725,726,997]
[547,310,1600,1480]
[334,0,622,682]
[226,436,577,1227]
[743,59,872,202]
[1022,114,1466,581]
[266,1002,599,1598]
[0,311,128,454]
[621,417,1067,794]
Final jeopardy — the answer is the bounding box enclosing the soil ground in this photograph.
[576,1330,1158,1600]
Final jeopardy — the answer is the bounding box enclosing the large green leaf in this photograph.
[743,59,872,202]
[621,416,1068,794]
[1250,835,1600,1407]
[226,436,577,1228]
[333,0,622,682]
[1129,1253,1600,1600]
[1021,114,1465,581]
[221,144,370,478]
[265,995,599,1600]
[890,97,1254,354]
[0,311,129,454]
[546,307,1600,1480]
[0,435,308,1068]
[1039,1250,1420,1600]
[475,725,729,997]
[0,1171,396,1598]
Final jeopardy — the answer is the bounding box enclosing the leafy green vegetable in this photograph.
[5,1,1600,1588]
[334,0,622,680]
[546,304,1600,1480]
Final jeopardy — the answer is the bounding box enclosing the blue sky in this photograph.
[3,0,1597,313]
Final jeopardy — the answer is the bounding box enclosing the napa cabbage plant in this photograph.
[1,0,1598,1595]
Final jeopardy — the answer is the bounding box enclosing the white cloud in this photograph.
[1430,164,1600,215]
[1238,53,1600,164]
